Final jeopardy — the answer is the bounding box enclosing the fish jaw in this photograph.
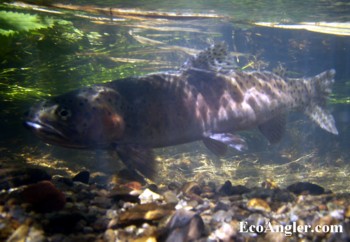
[24,103,88,148]
[24,120,81,148]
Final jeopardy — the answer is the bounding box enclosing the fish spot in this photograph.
[247,97,258,110]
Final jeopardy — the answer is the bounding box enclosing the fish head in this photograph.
[24,86,125,149]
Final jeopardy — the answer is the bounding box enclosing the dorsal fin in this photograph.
[183,42,236,72]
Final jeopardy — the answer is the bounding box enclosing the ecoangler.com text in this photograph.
[239,221,343,236]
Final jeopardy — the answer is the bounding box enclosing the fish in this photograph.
[24,43,338,178]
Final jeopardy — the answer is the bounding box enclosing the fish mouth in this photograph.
[24,120,69,142]
[24,120,89,149]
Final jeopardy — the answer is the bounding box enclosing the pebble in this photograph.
[247,198,271,212]
[211,209,233,223]
[165,209,205,241]
[138,188,163,204]
[163,190,179,204]
[212,221,237,241]
[182,181,202,195]
[1,167,349,242]
[3,168,51,189]
[118,203,174,225]
[345,205,350,218]
[20,181,66,213]
[104,229,116,242]
[27,225,46,242]
[286,182,326,195]
[45,211,85,234]
[72,171,90,184]
[6,224,30,242]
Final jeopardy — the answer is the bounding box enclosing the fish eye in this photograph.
[57,107,71,120]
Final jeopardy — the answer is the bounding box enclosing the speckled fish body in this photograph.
[25,43,338,177]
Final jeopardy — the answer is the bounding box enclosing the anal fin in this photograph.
[116,145,156,179]
[203,133,247,155]
[258,114,286,144]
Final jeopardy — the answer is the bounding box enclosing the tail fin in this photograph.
[304,69,338,135]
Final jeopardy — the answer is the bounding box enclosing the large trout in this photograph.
[25,43,338,177]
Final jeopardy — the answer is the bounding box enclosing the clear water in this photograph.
[0,0,349,190]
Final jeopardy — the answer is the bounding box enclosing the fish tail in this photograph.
[304,69,338,135]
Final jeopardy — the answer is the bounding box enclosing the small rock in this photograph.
[90,172,109,184]
[164,209,205,242]
[213,221,237,241]
[211,210,233,223]
[104,229,117,242]
[245,187,274,199]
[272,189,295,203]
[182,182,202,195]
[91,196,112,208]
[312,215,337,237]
[45,211,86,234]
[72,171,90,184]
[245,213,268,232]
[52,175,73,187]
[345,205,350,218]
[201,191,215,199]
[231,185,251,195]
[264,224,289,242]
[123,181,143,191]
[21,181,66,213]
[109,187,140,203]
[138,188,163,204]
[213,200,230,212]
[168,182,181,191]
[287,182,326,195]
[218,180,232,195]
[247,198,271,212]
[163,190,178,204]
[168,209,195,228]
[27,225,46,242]
[261,179,279,189]
[118,203,174,225]
[82,226,94,233]
[6,224,30,242]
[147,184,158,192]
[0,168,51,190]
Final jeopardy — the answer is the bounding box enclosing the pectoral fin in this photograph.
[203,133,247,155]
[116,145,156,179]
[258,114,286,144]
[203,137,228,156]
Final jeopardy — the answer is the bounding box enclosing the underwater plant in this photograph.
[0,10,55,36]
